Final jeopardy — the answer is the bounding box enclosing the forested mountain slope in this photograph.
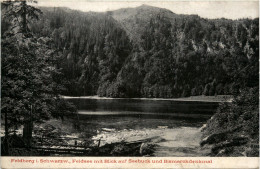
[111,4,178,43]
[30,5,258,98]
[31,7,132,96]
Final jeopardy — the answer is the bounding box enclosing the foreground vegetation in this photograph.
[1,1,76,155]
[2,118,154,156]
[1,1,258,156]
[201,87,259,156]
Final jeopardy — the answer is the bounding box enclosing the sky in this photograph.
[33,0,259,20]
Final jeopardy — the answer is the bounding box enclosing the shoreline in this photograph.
[91,126,211,156]
[62,95,233,103]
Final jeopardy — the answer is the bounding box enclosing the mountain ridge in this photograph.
[39,5,243,43]
[111,4,178,42]
[30,5,258,98]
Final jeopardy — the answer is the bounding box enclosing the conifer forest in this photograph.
[1,1,259,157]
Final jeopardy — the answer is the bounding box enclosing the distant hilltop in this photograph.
[35,5,258,98]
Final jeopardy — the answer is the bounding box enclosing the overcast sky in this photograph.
[33,0,259,19]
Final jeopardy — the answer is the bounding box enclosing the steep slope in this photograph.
[111,5,205,44]
[32,7,132,96]
[111,5,177,43]
[111,6,258,98]
[28,6,258,98]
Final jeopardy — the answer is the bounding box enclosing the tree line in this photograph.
[1,2,258,156]
[29,7,258,98]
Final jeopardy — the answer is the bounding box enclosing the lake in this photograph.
[65,98,220,156]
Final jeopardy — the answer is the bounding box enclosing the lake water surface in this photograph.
[66,98,220,156]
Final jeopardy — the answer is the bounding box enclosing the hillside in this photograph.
[1,2,258,157]
[27,5,258,98]
[111,5,177,43]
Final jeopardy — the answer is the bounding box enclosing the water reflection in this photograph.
[67,98,219,116]
[65,98,219,156]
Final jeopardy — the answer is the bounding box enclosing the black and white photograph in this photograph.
[1,0,259,157]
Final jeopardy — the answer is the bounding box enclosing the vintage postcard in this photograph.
[1,0,259,168]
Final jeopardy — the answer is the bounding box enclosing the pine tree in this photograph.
[1,0,76,154]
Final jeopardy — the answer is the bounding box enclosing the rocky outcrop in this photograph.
[89,141,155,156]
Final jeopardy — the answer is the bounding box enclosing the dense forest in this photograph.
[25,5,259,98]
[1,1,259,157]
[1,1,77,155]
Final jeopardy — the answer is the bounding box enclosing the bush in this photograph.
[202,87,259,156]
